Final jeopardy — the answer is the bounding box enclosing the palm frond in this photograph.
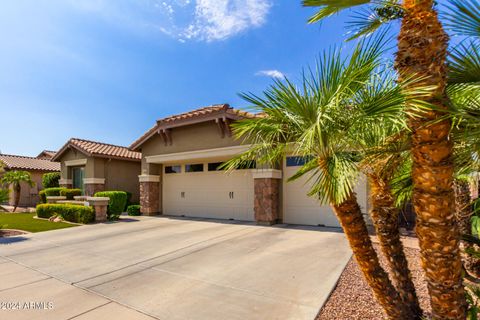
[230,34,409,205]
[449,41,480,85]
[443,0,480,37]
[346,1,403,40]
[302,0,371,23]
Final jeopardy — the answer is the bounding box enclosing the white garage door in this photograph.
[283,156,368,227]
[163,164,254,222]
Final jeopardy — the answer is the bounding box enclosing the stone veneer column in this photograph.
[59,179,73,189]
[139,175,160,216]
[83,178,105,196]
[253,170,282,225]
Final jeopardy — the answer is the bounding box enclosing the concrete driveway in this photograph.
[0,216,351,320]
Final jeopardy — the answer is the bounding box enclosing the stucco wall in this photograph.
[140,121,243,173]
[59,149,94,179]
[104,159,141,202]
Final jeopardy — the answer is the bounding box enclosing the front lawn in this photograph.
[0,212,77,233]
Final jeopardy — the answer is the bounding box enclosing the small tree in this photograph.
[42,172,60,188]
[0,171,34,212]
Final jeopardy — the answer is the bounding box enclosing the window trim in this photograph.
[165,165,182,174]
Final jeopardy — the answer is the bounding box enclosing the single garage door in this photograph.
[283,156,368,227]
[163,163,254,222]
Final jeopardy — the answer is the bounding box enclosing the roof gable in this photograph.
[52,138,141,162]
[130,104,255,150]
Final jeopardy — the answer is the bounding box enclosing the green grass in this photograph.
[0,213,77,233]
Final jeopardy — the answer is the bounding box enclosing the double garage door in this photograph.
[163,168,255,222]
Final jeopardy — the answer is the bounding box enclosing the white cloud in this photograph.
[180,0,271,41]
[256,70,285,79]
[65,0,272,42]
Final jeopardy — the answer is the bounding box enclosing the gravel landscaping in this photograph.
[317,241,431,320]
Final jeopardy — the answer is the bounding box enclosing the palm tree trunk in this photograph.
[13,184,20,212]
[454,179,480,278]
[396,1,467,318]
[368,174,422,318]
[332,192,410,319]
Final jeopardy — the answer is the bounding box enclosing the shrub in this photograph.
[42,172,61,189]
[125,191,132,210]
[94,191,127,220]
[127,205,141,216]
[36,204,94,224]
[39,187,66,203]
[59,188,82,200]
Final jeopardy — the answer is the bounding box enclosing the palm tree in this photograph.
[302,1,468,317]
[1,171,34,212]
[226,38,423,319]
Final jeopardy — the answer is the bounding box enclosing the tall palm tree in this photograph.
[1,171,34,212]
[302,1,468,318]
[226,38,423,319]
[359,127,422,317]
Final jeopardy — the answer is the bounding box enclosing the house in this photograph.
[36,150,57,160]
[52,138,141,201]
[130,104,369,227]
[0,154,60,207]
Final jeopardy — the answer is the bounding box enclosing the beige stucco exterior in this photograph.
[140,122,243,175]
[57,148,141,202]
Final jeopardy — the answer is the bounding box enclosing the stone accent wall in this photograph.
[93,203,108,222]
[84,183,105,197]
[140,181,160,216]
[254,178,280,225]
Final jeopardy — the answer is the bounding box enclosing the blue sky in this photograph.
[1,1,391,156]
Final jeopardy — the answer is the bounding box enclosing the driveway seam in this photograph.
[65,301,112,320]
[0,277,52,293]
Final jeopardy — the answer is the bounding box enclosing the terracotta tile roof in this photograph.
[36,150,57,159]
[157,104,255,124]
[0,154,60,172]
[130,104,256,150]
[53,138,141,162]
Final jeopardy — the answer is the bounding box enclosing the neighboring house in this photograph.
[130,104,369,227]
[0,154,60,207]
[36,150,57,160]
[51,138,141,201]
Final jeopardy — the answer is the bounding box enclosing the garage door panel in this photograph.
[163,170,254,222]
[284,165,341,227]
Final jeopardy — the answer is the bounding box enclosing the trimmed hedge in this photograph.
[94,191,127,220]
[60,188,82,200]
[127,205,141,216]
[42,172,61,189]
[39,187,66,203]
[36,204,94,224]
[125,191,132,211]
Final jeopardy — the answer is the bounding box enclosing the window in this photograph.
[208,162,226,171]
[185,163,204,172]
[286,156,312,167]
[72,167,85,191]
[165,165,181,174]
